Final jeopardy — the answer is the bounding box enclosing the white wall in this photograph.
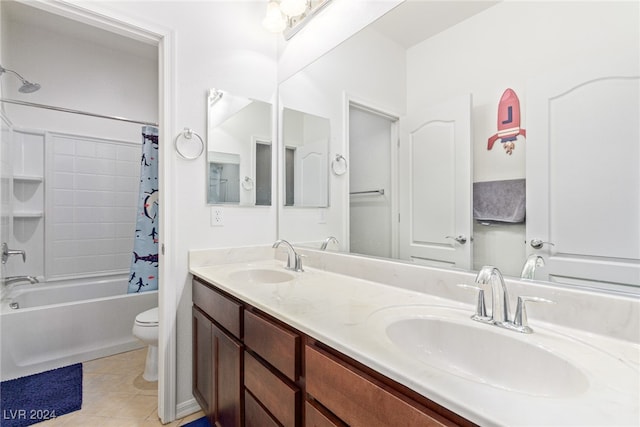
[407,1,639,275]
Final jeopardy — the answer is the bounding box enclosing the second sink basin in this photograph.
[227,268,294,284]
[369,306,590,397]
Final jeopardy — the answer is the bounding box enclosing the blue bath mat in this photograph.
[0,363,82,427]
[183,416,211,427]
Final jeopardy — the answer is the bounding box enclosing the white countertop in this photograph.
[189,253,640,427]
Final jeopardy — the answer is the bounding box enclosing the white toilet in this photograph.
[132,307,159,382]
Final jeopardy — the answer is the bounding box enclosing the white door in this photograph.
[295,138,327,206]
[526,63,640,287]
[399,95,472,268]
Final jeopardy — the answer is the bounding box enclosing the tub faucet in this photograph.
[2,243,26,264]
[320,236,339,251]
[521,254,545,279]
[272,239,304,272]
[2,275,39,286]
[474,266,510,326]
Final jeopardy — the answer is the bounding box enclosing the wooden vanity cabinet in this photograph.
[192,276,474,427]
[192,278,243,427]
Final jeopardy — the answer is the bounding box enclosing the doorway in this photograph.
[0,1,175,423]
[348,102,398,258]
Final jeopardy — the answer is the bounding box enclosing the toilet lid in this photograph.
[135,307,159,325]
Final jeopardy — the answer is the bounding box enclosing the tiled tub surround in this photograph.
[189,246,640,426]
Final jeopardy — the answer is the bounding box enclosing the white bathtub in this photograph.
[0,276,157,380]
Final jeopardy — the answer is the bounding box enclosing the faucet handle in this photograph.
[513,296,555,333]
[294,253,305,272]
[2,243,26,264]
[457,284,491,323]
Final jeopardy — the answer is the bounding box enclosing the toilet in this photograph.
[132,307,159,382]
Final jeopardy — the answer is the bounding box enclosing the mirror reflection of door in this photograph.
[526,64,640,287]
[348,103,398,258]
[254,140,272,206]
[282,108,330,207]
[285,147,295,206]
[399,95,472,269]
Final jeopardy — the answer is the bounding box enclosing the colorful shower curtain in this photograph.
[128,126,159,293]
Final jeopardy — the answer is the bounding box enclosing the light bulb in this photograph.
[280,0,307,17]
[262,1,286,33]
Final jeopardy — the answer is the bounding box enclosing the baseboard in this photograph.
[176,398,203,420]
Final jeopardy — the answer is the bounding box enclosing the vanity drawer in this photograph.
[244,352,299,427]
[244,310,300,381]
[193,278,242,338]
[305,401,346,427]
[245,390,280,427]
[305,345,448,427]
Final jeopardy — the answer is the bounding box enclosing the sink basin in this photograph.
[227,268,294,284]
[370,306,589,397]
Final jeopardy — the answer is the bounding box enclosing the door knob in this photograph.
[530,239,555,250]
[445,235,467,244]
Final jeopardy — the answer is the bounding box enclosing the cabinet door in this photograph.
[193,307,213,417]
[212,322,243,427]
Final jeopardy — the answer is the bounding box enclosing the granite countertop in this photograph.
[189,252,640,427]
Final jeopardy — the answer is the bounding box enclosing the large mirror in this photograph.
[277,1,639,291]
[207,89,273,206]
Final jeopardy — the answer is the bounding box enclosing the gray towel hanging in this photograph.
[473,179,525,224]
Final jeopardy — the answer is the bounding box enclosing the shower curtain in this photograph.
[128,126,159,293]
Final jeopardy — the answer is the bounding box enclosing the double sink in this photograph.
[220,265,628,398]
[190,256,639,425]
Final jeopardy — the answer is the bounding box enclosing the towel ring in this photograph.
[175,128,204,160]
[331,154,347,176]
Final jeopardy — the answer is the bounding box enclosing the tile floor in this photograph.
[38,348,205,426]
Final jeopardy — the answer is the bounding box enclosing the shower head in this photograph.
[0,65,41,94]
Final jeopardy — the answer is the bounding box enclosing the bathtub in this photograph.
[0,276,157,381]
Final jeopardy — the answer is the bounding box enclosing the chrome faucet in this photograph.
[272,239,304,272]
[474,265,510,325]
[320,236,339,250]
[2,243,26,264]
[521,254,545,279]
[2,275,39,286]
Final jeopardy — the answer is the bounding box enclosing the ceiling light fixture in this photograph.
[280,0,307,17]
[262,1,287,33]
[262,0,333,40]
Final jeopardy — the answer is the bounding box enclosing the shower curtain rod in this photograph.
[0,98,158,127]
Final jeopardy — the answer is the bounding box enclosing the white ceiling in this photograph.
[370,0,499,49]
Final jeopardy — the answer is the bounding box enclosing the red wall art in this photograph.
[487,88,526,155]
